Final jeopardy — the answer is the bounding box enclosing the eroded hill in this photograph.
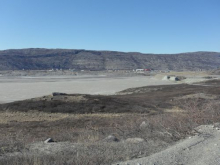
[0,48,220,70]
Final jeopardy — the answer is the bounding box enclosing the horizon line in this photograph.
[0,47,219,55]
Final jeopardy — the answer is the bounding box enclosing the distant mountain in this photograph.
[0,48,220,71]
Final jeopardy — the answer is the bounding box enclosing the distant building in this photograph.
[135,69,151,72]
[136,69,144,72]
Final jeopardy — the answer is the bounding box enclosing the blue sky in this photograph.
[0,0,219,53]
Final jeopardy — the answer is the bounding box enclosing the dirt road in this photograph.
[115,125,220,165]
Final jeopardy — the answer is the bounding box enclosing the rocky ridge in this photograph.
[0,48,220,70]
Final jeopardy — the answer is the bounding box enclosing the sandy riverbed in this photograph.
[0,75,177,103]
[1,70,218,104]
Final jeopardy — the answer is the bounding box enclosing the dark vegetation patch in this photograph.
[1,80,220,114]
[0,94,150,114]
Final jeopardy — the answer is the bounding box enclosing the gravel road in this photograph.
[114,125,220,165]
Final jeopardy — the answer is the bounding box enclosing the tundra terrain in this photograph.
[0,74,220,164]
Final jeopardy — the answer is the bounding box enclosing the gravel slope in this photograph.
[115,125,220,165]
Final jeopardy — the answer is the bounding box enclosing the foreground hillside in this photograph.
[0,48,220,70]
[0,80,220,164]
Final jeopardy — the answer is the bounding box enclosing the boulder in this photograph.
[162,76,170,80]
[103,135,119,142]
[140,121,149,129]
[44,138,54,143]
[170,76,179,81]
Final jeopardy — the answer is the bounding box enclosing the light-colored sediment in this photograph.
[0,75,176,103]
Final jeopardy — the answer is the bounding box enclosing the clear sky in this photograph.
[0,0,219,53]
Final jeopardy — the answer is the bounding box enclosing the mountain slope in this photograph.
[0,48,220,70]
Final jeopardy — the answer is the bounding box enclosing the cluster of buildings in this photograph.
[134,69,152,72]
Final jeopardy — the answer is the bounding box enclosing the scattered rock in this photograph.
[103,135,119,142]
[162,75,186,81]
[170,76,179,81]
[140,121,149,129]
[162,76,170,81]
[125,138,145,143]
[44,138,54,143]
[214,123,220,128]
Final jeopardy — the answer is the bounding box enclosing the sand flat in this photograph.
[0,75,176,103]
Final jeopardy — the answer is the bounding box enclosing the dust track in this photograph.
[115,125,220,165]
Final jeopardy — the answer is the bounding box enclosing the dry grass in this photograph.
[0,111,124,124]
[149,99,220,139]
[0,99,220,164]
[0,111,68,124]
[0,142,152,165]
[163,106,184,113]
